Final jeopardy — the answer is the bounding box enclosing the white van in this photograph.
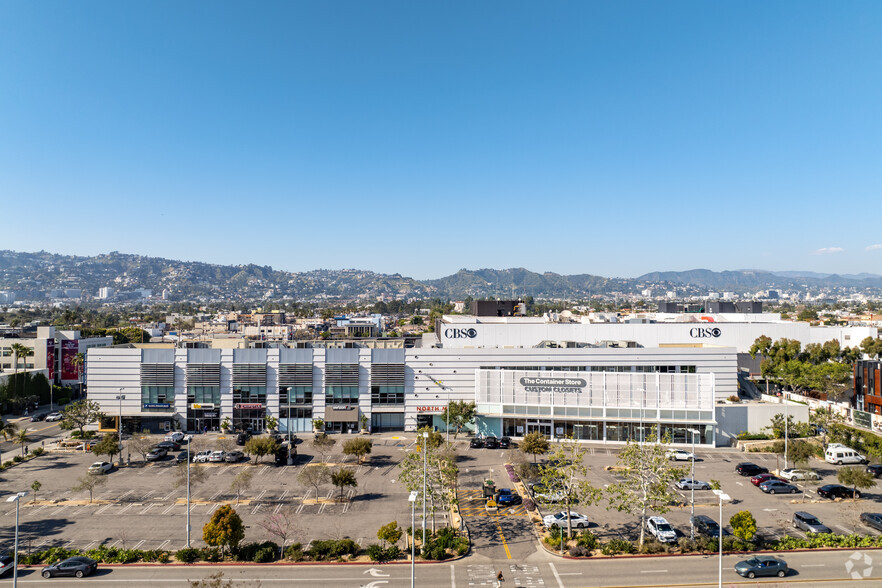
[825,446,868,465]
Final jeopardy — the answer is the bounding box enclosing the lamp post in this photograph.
[115,391,125,466]
[784,390,789,471]
[6,491,27,588]
[409,491,418,588]
[422,431,428,547]
[186,440,192,547]
[688,428,700,540]
[712,489,730,588]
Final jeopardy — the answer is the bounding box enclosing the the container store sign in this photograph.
[519,377,586,394]
[235,403,264,410]
[416,406,445,413]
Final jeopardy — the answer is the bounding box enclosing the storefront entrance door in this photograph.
[526,420,552,437]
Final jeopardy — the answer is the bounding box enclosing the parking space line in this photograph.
[140,504,155,515]
[162,504,177,514]
[158,539,169,551]
[134,540,145,550]
[119,503,136,514]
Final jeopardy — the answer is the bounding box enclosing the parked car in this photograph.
[87,461,112,475]
[0,554,16,577]
[860,512,882,532]
[530,483,565,503]
[236,431,252,446]
[792,511,831,534]
[666,449,695,461]
[175,450,191,464]
[193,450,212,463]
[866,464,882,478]
[145,448,168,462]
[691,514,729,537]
[734,556,789,579]
[647,516,677,543]
[41,556,98,579]
[164,432,184,443]
[46,412,63,422]
[208,450,226,463]
[676,478,711,490]
[469,438,485,449]
[825,446,868,465]
[779,468,820,482]
[736,462,768,476]
[817,484,861,499]
[483,436,499,449]
[156,441,181,452]
[498,436,512,449]
[751,473,781,487]
[759,480,799,494]
[225,450,245,463]
[30,413,47,422]
[274,443,296,465]
[543,511,589,529]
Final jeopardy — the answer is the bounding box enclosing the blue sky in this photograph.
[1,1,881,280]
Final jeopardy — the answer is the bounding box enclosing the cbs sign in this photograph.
[689,327,722,338]
[444,328,477,339]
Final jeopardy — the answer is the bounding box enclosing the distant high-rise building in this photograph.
[98,287,115,299]
[641,289,652,298]
[0,291,15,304]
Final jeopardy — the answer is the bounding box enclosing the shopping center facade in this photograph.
[86,345,733,446]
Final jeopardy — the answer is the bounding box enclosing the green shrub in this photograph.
[31,447,45,456]
[157,551,170,563]
[13,455,23,463]
[737,432,771,440]
[201,547,223,562]
[600,538,634,555]
[576,531,598,550]
[175,547,200,563]
[367,544,387,562]
[386,544,402,560]
[569,545,591,557]
[639,539,668,554]
[254,546,277,563]
[455,538,469,556]
[284,543,304,561]
[3,460,14,468]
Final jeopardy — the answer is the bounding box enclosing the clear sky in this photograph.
[1,1,881,280]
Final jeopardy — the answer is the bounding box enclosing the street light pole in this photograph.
[688,428,700,541]
[712,489,730,588]
[116,391,125,466]
[784,391,789,471]
[6,491,27,588]
[186,443,191,547]
[409,491,418,588]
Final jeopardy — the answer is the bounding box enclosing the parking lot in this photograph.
[0,433,417,553]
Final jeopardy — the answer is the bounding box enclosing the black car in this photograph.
[41,556,98,579]
[817,484,861,499]
[691,514,730,537]
[30,413,47,422]
[469,438,484,449]
[156,441,180,451]
[867,464,882,478]
[274,443,296,465]
[0,554,15,578]
[484,436,499,449]
[860,512,882,532]
[175,450,191,464]
[735,462,769,476]
[236,431,252,446]
[498,436,512,449]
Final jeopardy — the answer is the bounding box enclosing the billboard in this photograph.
[46,339,55,381]
[60,340,79,381]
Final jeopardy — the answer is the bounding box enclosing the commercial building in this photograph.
[0,327,112,386]
[86,345,733,446]
[854,360,882,415]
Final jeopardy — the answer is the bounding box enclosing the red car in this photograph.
[751,473,781,487]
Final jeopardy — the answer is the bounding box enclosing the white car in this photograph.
[164,432,185,443]
[208,450,226,463]
[46,412,63,422]
[88,461,113,475]
[542,511,590,529]
[779,468,820,482]
[193,450,212,463]
[647,516,678,543]
[666,449,695,461]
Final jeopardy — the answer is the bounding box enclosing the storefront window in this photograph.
[326,386,358,404]
[141,386,174,412]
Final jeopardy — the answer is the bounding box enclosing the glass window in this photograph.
[325,386,358,404]
[141,386,174,412]
[371,386,404,405]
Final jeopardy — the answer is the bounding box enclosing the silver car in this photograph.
[792,511,831,534]
[676,478,711,490]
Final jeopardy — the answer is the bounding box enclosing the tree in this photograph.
[128,434,155,463]
[93,433,121,464]
[258,507,299,558]
[520,431,550,463]
[811,406,842,449]
[230,469,254,505]
[397,439,459,533]
[265,415,278,432]
[245,437,280,463]
[605,434,685,546]
[10,342,31,376]
[31,480,42,503]
[440,401,476,438]
[538,438,601,539]
[174,458,208,492]
[312,434,337,464]
[15,429,30,457]
[0,419,17,442]
[298,464,331,498]
[343,438,373,465]
[72,473,107,503]
[203,505,245,557]
[377,521,402,548]
[730,510,758,542]
[60,399,105,437]
[330,468,358,502]
[837,466,876,499]
[71,352,85,394]
[778,440,816,500]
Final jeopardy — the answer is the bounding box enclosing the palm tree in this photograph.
[15,429,30,457]
[0,419,18,441]
[9,343,33,412]
[71,352,85,395]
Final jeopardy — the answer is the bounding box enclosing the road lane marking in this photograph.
[450,563,456,588]
[803,564,826,567]
[640,570,668,573]
[549,562,565,588]
[492,515,511,559]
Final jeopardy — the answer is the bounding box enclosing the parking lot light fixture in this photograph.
[712,489,730,588]
[688,428,700,540]
[422,431,428,547]
[409,491,418,588]
[7,491,28,588]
